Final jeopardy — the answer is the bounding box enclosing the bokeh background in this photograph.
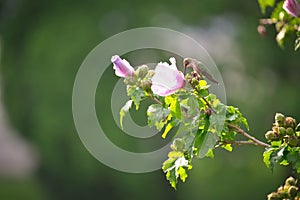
[0,0,299,199]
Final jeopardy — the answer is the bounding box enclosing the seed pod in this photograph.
[284,117,297,129]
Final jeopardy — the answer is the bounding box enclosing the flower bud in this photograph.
[275,113,285,126]
[147,70,155,77]
[171,138,185,151]
[288,186,298,197]
[124,77,137,85]
[267,192,281,200]
[257,25,267,36]
[285,176,297,186]
[284,117,297,129]
[141,80,152,91]
[286,127,295,135]
[205,108,212,116]
[272,125,279,134]
[265,131,280,141]
[111,55,135,78]
[135,65,149,79]
[283,0,300,18]
[278,127,286,135]
[287,135,299,147]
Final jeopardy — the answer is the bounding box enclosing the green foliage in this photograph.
[118,57,267,189]
[258,0,275,14]
[147,104,170,131]
[225,106,249,130]
[162,139,192,189]
[119,100,133,129]
[263,113,300,173]
[258,0,300,50]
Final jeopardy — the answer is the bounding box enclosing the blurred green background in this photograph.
[0,0,299,199]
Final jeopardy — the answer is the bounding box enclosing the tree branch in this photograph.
[227,123,270,148]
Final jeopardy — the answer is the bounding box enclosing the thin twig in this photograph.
[227,123,270,148]
[147,93,162,105]
[218,140,265,147]
[201,97,216,114]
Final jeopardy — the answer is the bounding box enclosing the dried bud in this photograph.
[275,113,285,126]
[285,177,297,186]
[205,108,212,116]
[284,117,297,129]
[265,131,280,141]
[257,25,267,36]
[288,186,298,197]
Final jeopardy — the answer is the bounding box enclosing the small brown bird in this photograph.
[183,58,219,84]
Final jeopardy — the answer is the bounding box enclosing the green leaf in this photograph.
[264,147,285,171]
[162,120,176,139]
[225,106,249,130]
[177,167,188,182]
[210,113,226,135]
[194,118,218,158]
[147,104,170,131]
[165,96,182,120]
[258,0,275,14]
[184,94,200,117]
[263,148,273,168]
[171,138,186,151]
[222,144,233,152]
[127,86,145,109]
[119,100,133,129]
[286,147,300,173]
[197,88,209,98]
[168,151,184,158]
[166,169,177,189]
[205,149,215,158]
[162,157,176,171]
[270,1,284,20]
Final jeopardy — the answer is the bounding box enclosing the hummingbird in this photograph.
[183,58,219,84]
